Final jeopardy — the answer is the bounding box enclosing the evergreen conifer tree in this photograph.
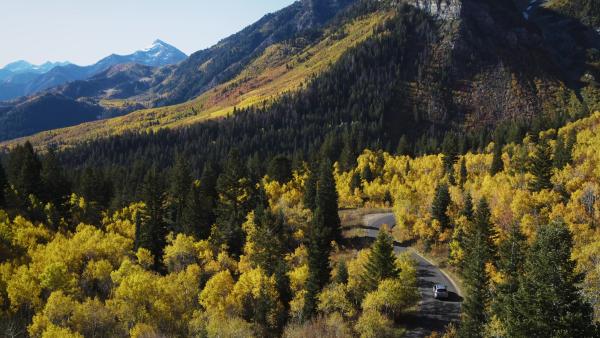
[338,137,356,173]
[8,142,42,201]
[79,167,113,209]
[432,183,451,230]
[492,224,526,332]
[315,160,341,244]
[461,193,474,221]
[267,156,292,184]
[459,198,494,338]
[554,131,577,170]
[182,163,218,239]
[528,138,554,192]
[251,205,292,276]
[490,141,504,176]
[303,163,318,211]
[459,157,468,188]
[302,206,332,320]
[213,149,255,256]
[362,230,399,291]
[40,149,71,228]
[334,261,349,285]
[505,221,596,337]
[442,133,459,177]
[170,155,193,234]
[138,167,168,269]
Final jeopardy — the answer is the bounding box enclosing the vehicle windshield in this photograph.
[437,288,447,292]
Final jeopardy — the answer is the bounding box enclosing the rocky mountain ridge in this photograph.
[0,40,186,101]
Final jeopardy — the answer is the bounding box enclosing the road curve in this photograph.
[362,213,462,337]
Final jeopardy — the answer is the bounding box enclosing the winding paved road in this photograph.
[362,213,462,337]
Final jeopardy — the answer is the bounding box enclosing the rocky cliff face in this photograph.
[410,0,461,20]
[384,0,573,132]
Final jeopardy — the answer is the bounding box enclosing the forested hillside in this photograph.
[0,0,357,143]
[0,0,599,337]
[4,0,598,151]
[1,107,599,337]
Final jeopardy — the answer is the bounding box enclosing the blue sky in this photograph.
[0,0,296,67]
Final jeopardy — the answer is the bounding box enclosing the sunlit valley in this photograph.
[0,0,599,337]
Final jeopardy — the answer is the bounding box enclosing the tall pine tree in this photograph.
[459,198,494,338]
[315,160,341,244]
[490,141,504,176]
[182,164,218,239]
[505,221,596,337]
[213,149,255,256]
[492,223,526,333]
[40,149,72,229]
[137,167,168,270]
[79,167,113,209]
[350,171,362,192]
[267,156,292,184]
[334,260,349,285]
[442,133,459,175]
[362,230,399,291]
[250,204,292,276]
[528,138,554,192]
[459,157,468,188]
[302,160,343,319]
[7,142,42,202]
[432,183,451,231]
[302,206,333,320]
[303,163,318,211]
[461,193,474,221]
[169,155,193,234]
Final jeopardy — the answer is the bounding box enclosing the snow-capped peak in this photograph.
[143,39,171,52]
[1,60,71,74]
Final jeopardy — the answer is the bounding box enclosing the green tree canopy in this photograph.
[362,230,399,292]
[490,141,504,176]
[136,167,168,270]
[315,160,341,244]
[267,155,292,184]
[459,198,494,338]
[432,183,451,230]
[182,163,218,240]
[213,149,255,256]
[505,221,596,337]
[169,155,193,234]
[528,138,554,192]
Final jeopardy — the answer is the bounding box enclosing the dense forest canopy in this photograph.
[1,110,599,337]
[0,0,599,337]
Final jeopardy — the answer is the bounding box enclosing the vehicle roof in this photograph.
[435,284,447,289]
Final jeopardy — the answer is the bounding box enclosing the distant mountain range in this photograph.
[0,0,357,142]
[0,60,72,78]
[0,39,187,101]
[0,0,598,149]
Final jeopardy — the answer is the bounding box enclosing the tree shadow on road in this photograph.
[444,291,463,303]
